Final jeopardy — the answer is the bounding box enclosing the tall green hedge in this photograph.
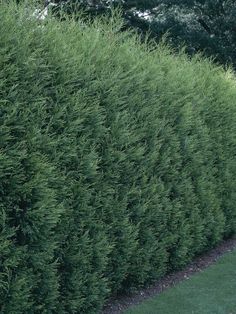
[0,3,236,313]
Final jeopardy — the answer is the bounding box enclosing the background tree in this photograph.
[43,0,236,69]
[148,1,236,69]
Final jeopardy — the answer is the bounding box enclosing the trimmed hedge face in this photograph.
[0,3,236,313]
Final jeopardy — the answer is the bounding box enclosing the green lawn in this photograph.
[125,250,236,314]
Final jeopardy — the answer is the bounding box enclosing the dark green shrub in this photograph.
[0,2,235,313]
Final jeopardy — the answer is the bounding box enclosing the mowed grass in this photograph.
[125,249,236,314]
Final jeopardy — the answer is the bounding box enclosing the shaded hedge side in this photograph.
[0,3,235,313]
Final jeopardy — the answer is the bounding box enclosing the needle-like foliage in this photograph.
[0,2,235,313]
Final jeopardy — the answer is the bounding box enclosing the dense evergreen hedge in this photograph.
[0,3,235,313]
